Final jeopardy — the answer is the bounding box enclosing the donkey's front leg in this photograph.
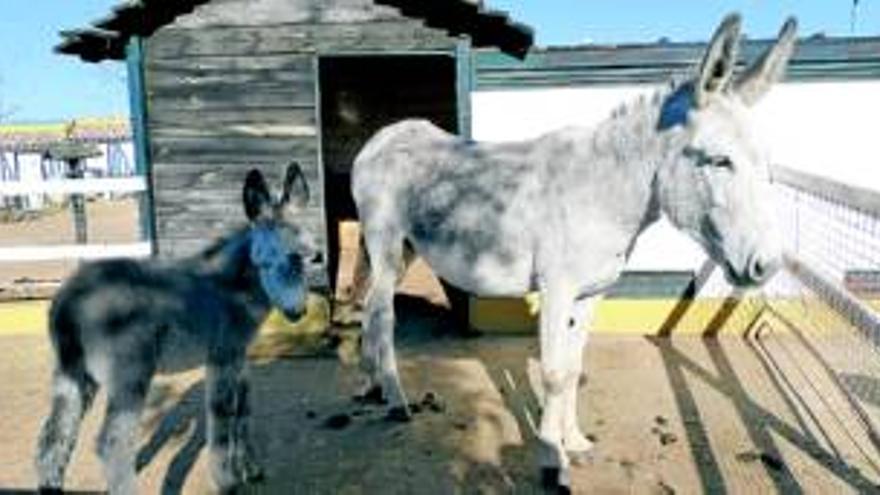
[561,296,599,463]
[537,281,579,490]
[206,358,260,491]
[231,368,264,483]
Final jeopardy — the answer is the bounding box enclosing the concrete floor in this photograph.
[2,312,879,494]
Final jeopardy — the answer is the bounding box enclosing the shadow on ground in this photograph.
[123,294,543,494]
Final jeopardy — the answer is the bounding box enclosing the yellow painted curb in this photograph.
[0,294,855,338]
[469,296,847,336]
[0,300,49,336]
[0,294,333,341]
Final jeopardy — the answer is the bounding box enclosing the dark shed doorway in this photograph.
[319,54,460,311]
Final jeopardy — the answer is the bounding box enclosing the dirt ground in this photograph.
[2,311,880,494]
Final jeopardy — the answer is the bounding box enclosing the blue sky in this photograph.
[1,1,876,123]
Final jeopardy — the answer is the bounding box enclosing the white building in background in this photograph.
[471,36,880,292]
[0,117,134,210]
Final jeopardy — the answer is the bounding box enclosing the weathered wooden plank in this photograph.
[155,208,324,239]
[150,107,316,127]
[151,164,324,210]
[146,53,314,77]
[154,204,327,236]
[169,0,402,29]
[149,107,317,139]
[148,122,316,140]
[148,85,315,112]
[151,135,318,164]
[152,160,320,190]
[153,207,325,232]
[145,54,316,110]
[149,21,454,59]
[147,65,314,93]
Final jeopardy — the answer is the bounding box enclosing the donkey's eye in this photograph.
[684,147,734,170]
[285,254,304,276]
[710,156,734,169]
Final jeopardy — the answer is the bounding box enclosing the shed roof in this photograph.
[56,0,534,62]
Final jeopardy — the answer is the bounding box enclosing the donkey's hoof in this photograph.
[385,405,412,422]
[540,467,572,494]
[354,384,386,405]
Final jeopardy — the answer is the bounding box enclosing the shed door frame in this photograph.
[314,45,473,297]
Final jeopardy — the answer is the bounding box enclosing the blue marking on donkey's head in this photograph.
[657,82,695,131]
[243,162,312,321]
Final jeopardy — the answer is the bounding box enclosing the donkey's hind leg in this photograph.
[96,365,152,494]
[35,369,97,492]
[358,226,411,420]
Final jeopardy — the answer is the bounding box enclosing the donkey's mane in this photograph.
[197,226,250,260]
[605,76,691,128]
[189,225,253,280]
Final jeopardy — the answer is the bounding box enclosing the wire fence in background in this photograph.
[765,166,880,451]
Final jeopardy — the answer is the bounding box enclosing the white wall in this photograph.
[471,80,880,277]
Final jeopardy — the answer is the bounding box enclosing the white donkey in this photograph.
[351,14,795,489]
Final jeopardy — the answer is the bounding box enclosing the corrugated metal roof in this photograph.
[476,35,880,89]
[56,0,534,62]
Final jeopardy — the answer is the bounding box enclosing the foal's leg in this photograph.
[537,281,578,488]
[562,296,599,462]
[206,356,261,490]
[231,366,263,482]
[35,369,97,492]
[96,366,152,494]
[359,227,410,419]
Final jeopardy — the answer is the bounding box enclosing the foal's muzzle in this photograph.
[282,307,306,322]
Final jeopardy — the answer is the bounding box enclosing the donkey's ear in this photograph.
[695,13,742,108]
[735,17,797,106]
[279,161,309,209]
[243,169,272,221]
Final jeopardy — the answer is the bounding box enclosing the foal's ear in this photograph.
[243,169,272,221]
[735,17,797,106]
[695,13,742,108]
[279,161,309,209]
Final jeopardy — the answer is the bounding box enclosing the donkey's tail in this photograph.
[347,232,416,308]
[348,234,372,309]
[47,296,88,378]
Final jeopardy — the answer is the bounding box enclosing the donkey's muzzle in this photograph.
[746,253,780,286]
[282,307,306,322]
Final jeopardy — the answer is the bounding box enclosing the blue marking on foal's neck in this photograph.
[657,82,694,131]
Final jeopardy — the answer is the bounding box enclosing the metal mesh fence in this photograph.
[770,168,880,352]
[759,167,880,452]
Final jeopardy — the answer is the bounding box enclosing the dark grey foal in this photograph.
[35,163,313,494]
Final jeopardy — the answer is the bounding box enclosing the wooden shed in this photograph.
[57,0,533,292]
